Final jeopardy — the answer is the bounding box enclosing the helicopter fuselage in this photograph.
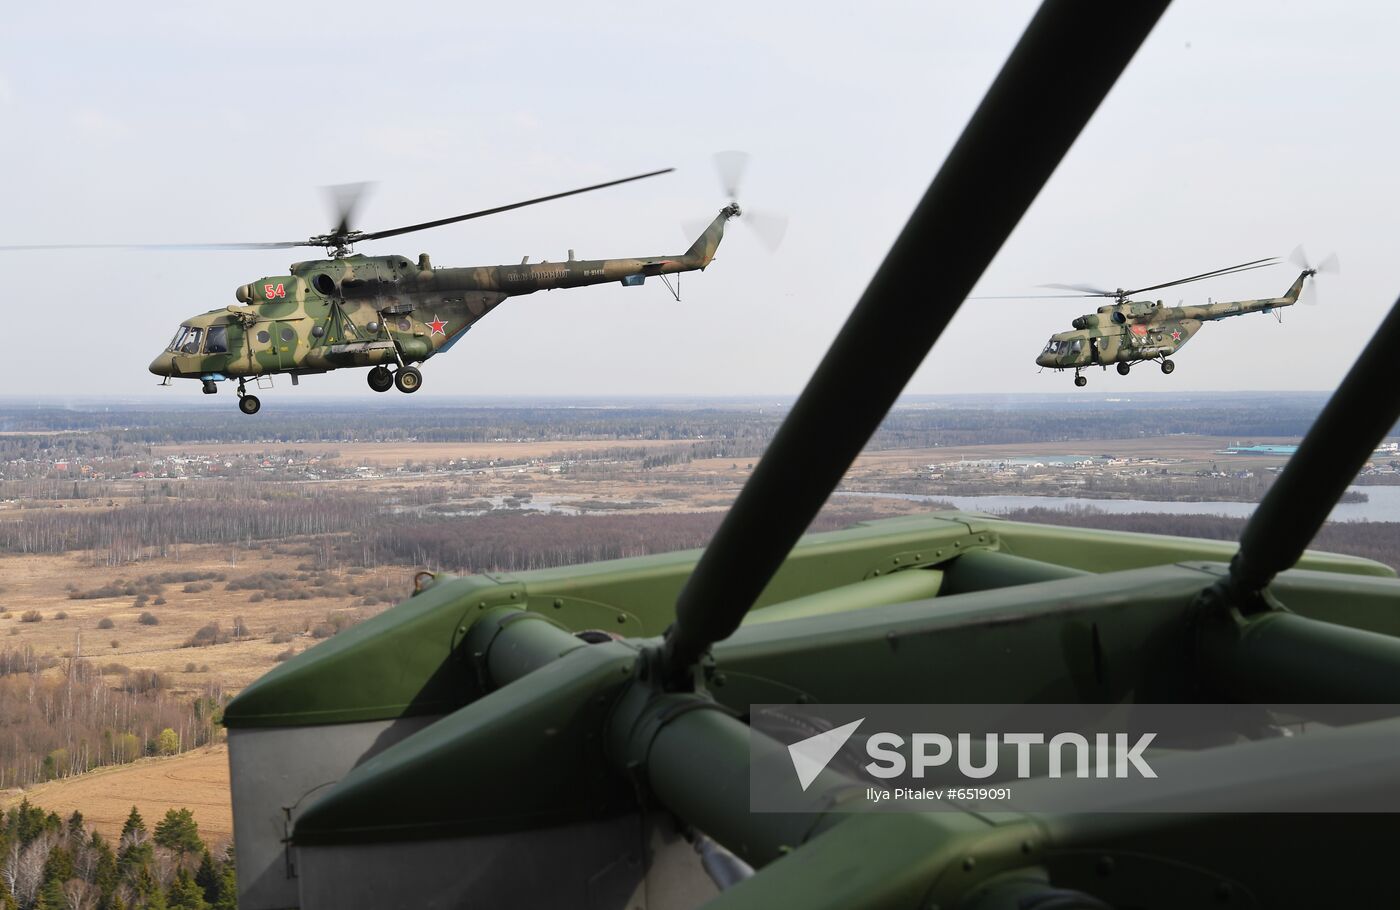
[1035,270,1309,381]
[148,206,734,408]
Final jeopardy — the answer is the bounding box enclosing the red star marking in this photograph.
[428,316,448,336]
[1170,329,1182,341]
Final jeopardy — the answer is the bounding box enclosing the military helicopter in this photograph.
[988,250,1337,386]
[3,158,779,414]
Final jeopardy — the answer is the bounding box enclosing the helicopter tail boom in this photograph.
[1189,270,1312,321]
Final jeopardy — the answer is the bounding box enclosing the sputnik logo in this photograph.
[787,718,864,791]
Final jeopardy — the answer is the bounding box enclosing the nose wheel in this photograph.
[394,366,423,393]
[1160,359,1175,374]
[1074,371,1087,387]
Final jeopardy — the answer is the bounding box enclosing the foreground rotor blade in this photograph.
[1039,282,1116,296]
[1124,256,1278,296]
[358,168,674,242]
[660,0,1171,683]
[0,240,307,252]
[1223,294,1400,597]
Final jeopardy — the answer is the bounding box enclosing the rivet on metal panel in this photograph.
[553,599,564,609]
[961,857,975,872]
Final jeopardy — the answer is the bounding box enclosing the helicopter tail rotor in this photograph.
[709,150,788,252]
[1288,245,1340,305]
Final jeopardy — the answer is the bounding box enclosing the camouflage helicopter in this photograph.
[989,251,1336,386]
[4,158,779,414]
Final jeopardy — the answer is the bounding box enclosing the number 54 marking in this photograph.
[264,283,286,299]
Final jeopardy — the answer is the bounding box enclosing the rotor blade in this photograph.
[326,182,374,237]
[357,169,673,242]
[0,240,308,252]
[1039,282,1115,295]
[1317,252,1340,275]
[1124,257,1279,296]
[969,293,1102,299]
[659,0,1171,685]
[714,150,749,201]
[1288,244,1310,271]
[744,209,788,252]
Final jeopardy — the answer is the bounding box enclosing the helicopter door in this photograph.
[253,321,300,372]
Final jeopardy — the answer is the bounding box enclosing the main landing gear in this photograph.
[1117,362,1131,376]
[367,366,394,393]
[1161,358,1175,374]
[367,365,423,394]
[236,379,260,415]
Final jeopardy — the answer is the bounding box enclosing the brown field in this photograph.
[1,746,231,846]
[0,547,411,694]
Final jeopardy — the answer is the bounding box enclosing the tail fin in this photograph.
[1280,270,1311,305]
[682,205,739,269]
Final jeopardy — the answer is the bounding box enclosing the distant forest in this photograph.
[0,394,1372,447]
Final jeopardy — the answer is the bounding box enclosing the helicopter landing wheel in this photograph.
[394,366,423,394]
[1074,373,1087,388]
[238,395,261,415]
[367,366,393,393]
[1116,362,1131,376]
[1161,359,1175,375]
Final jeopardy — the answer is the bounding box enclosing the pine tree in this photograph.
[165,868,207,910]
[40,845,73,889]
[93,835,119,910]
[34,877,64,910]
[193,851,217,906]
[152,810,202,858]
[120,808,145,841]
[212,867,236,910]
[65,811,84,842]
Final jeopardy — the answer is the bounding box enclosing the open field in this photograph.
[0,546,411,694]
[2,745,231,845]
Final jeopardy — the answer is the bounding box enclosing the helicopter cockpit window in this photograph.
[1069,339,1083,354]
[1042,340,1059,354]
[205,325,228,354]
[167,326,204,354]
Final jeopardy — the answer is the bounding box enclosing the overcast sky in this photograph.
[1,2,1395,403]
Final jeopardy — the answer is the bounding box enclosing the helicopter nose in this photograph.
[1035,352,1054,368]
[149,353,175,377]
